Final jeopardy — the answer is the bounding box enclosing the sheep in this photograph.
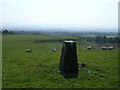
[87,45,92,50]
[108,46,115,50]
[101,46,108,50]
[52,48,57,52]
[25,49,32,53]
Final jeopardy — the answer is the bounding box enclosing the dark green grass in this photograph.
[2,35,119,88]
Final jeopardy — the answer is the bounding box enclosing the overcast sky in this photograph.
[1,0,119,31]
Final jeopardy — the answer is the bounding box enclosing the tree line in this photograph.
[81,35,120,44]
[2,29,119,44]
[2,30,14,35]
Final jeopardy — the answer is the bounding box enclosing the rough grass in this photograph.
[2,35,119,88]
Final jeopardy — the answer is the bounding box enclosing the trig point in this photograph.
[59,40,78,74]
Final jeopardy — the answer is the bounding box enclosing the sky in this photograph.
[0,0,119,31]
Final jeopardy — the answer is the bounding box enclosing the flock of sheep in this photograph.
[101,46,115,50]
[86,45,115,50]
[25,48,57,53]
[25,45,115,53]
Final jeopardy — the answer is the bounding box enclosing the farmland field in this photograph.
[2,35,119,88]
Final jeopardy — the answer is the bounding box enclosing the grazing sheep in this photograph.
[87,46,92,50]
[101,46,108,50]
[52,48,57,52]
[108,46,115,50]
[25,49,32,53]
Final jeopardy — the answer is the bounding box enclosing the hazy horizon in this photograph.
[1,0,119,32]
[2,25,118,33]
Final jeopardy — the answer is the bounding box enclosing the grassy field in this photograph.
[2,35,119,88]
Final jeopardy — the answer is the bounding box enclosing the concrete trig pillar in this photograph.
[59,40,78,74]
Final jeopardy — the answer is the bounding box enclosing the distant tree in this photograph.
[2,30,14,35]
[2,29,9,35]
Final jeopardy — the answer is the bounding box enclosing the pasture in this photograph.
[2,35,119,88]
